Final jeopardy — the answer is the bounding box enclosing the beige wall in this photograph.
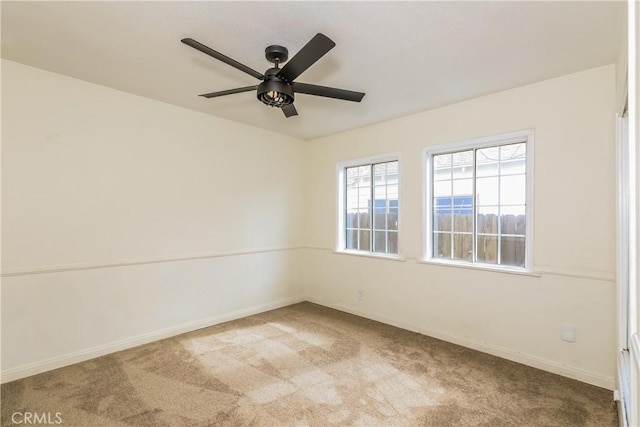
[303,65,617,388]
[1,59,618,390]
[2,60,305,272]
[1,59,306,380]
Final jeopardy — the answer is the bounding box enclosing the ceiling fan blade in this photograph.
[282,103,298,118]
[276,33,335,82]
[293,82,365,102]
[199,85,258,98]
[181,38,264,80]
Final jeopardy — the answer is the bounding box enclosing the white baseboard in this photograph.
[2,294,615,391]
[1,295,305,384]
[306,296,615,390]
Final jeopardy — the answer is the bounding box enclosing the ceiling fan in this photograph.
[181,33,365,118]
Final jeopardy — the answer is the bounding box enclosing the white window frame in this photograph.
[336,153,402,260]
[423,130,534,273]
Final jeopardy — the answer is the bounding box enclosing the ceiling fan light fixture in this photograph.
[257,79,294,108]
[182,34,365,118]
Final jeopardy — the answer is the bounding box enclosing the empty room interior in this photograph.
[2,1,639,426]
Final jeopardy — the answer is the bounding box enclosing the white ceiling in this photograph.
[2,1,623,141]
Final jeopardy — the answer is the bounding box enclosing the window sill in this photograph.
[418,258,541,277]
[333,250,406,262]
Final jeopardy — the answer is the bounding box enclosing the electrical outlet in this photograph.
[356,290,364,302]
[561,324,576,343]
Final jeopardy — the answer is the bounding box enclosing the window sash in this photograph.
[344,160,398,255]
[426,132,531,271]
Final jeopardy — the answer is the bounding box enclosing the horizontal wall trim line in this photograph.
[304,247,615,282]
[0,295,305,384]
[1,246,305,277]
[6,246,614,282]
[534,265,615,282]
[306,296,615,390]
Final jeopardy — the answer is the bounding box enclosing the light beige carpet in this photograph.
[1,302,616,426]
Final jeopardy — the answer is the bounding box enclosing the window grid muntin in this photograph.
[432,150,475,261]
[373,162,387,253]
[345,160,398,255]
[497,146,502,264]
[472,149,477,263]
[345,164,371,251]
[430,141,526,267]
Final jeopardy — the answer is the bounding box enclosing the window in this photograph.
[340,159,399,256]
[425,131,533,270]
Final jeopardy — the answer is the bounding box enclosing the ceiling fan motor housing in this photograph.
[257,71,294,108]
